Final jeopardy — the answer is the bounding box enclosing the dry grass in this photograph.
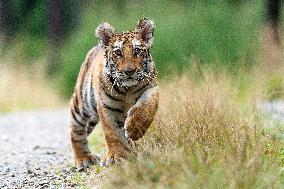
[97,66,284,189]
[0,62,64,113]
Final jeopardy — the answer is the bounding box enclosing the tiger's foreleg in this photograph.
[97,103,131,166]
[124,86,159,141]
[70,96,100,170]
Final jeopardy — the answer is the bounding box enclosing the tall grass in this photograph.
[57,0,265,97]
[95,66,284,188]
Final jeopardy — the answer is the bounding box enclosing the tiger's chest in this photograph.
[97,87,142,112]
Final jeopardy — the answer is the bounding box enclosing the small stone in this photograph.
[46,151,56,155]
[69,167,77,172]
[70,183,77,187]
[33,145,40,150]
[11,180,18,187]
[4,167,10,173]
[42,183,49,188]
[38,180,49,187]
[77,166,84,172]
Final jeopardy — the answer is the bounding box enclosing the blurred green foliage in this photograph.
[57,0,265,97]
[1,0,47,59]
[1,0,78,59]
[1,0,269,97]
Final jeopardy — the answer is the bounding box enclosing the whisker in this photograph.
[142,73,152,83]
[143,72,154,80]
[110,77,117,95]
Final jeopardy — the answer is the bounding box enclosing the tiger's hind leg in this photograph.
[70,97,100,171]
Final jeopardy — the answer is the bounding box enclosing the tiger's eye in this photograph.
[114,49,122,56]
[134,48,141,55]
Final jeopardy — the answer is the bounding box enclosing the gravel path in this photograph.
[0,101,283,188]
[0,109,77,188]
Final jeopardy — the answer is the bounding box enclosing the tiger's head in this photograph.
[95,18,155,87]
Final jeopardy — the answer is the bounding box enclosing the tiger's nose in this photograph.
[124,69,136,76]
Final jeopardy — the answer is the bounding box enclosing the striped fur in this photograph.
[70,18,159,169]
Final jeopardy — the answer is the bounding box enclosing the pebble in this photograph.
[33,145,40,150]
[4,167,10,173]
[46,151,56,155]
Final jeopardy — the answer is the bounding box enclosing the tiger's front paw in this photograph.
[74,154,100,171]
[124,127,142,141]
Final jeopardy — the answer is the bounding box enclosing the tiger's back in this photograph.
[70,46,102,135]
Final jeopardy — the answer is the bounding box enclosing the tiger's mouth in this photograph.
[116,72,141,81]
[120,79,139,87]
[114,74,141,87]
[110,70,145,88]
[126,75,136,79]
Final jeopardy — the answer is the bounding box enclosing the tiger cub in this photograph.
[69,18,159,169]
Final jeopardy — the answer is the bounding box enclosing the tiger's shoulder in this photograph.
[74,46,104,90]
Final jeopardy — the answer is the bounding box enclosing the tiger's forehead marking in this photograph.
[111,31,142,48]
[132,37,141,47]
[113,40,123,49]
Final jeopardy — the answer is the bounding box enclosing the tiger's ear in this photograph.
[95,22,115,47]
[136,18,155,47]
